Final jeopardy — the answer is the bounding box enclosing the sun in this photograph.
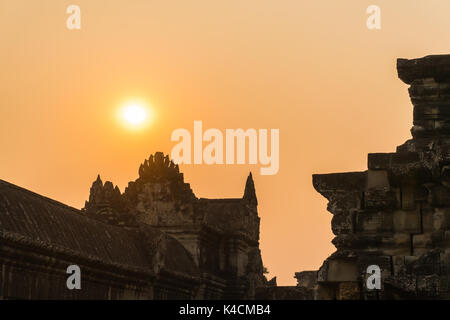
[123,104,147,125]
[119,100,151,128]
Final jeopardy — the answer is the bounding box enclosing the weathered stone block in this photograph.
[412,234,432,255]
[393,209,422,233]
[392,255,405,275]
[381,233,412,256]
[397,55,450,85]
[326,191,362,215]
[364,189,398,210]
[314,284,335,300]
[358,255,392,285]
[413,105,450,121]
[406,250,441,275]
[332,233,411,255]
[326,259,358,282]
[429,185,450,207]
[441,165,450,183]
[401,184,416,210]
[367,170,390,190]
[331,212,354,235]
[432,208,450,231]
[367,152,420,170]
[409,79,440,102]
[439,276,449,293]
[384,274,417,296]
[316,260,329,283]
[422,208,450,234]
[336,282,360,300]
[367,153,392,170]
[355,211,393,233]
[313,172,366,193]
[438,145,450,163]
[294,271,317,289]
[417,275,439,296]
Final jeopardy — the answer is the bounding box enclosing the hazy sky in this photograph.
[2,0,450,285]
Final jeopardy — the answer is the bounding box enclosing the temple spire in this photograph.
[93,174,103,188]
[243,172,257,206]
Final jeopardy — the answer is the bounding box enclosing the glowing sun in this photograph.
[119,100,151,128]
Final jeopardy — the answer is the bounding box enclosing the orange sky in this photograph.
[2,0,450,285]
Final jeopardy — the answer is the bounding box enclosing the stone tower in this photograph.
[313,55,450,300]
[83,152,266,299]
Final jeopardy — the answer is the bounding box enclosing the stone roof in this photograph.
[0,179,199,278]
[397,54,450,84]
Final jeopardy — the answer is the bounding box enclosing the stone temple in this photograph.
[0,55,449,300]
[0,153,267,299]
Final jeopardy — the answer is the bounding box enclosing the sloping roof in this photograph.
[0,179,199,278]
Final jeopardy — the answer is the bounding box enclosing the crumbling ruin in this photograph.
[312,55,450,299]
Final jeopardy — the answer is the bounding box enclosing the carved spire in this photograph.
[94,174,103,187]
[130,152,196,202]
[137,152,184,183]
[82,174,131,226]
[243,172,257,206]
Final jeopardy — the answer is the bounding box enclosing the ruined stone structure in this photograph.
[312,55,450,299]
[2,55,449,300]
[0,152,266,299]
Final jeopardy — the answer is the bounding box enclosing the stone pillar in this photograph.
[398,55,450,138]
[312,55,450,300]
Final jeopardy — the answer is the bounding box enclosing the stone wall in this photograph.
[312,55,450,300]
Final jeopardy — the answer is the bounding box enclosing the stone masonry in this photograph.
[312,55,450,300]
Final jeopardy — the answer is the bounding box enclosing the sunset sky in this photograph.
[2,0,450,285]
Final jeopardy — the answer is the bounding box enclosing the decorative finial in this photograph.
[243,172,257,206]
[93,174,103,187]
